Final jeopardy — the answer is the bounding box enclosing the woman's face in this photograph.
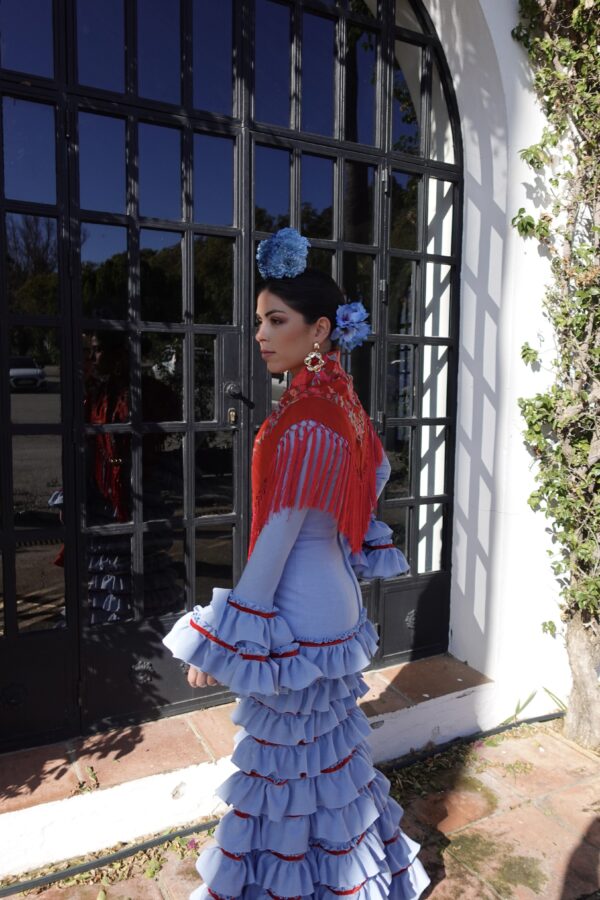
[255,290,331,377]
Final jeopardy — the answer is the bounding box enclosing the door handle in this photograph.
[224,382,255,409]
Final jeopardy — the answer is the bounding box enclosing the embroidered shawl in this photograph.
[249,350,384,556]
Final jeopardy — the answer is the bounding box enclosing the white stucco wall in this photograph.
[423,0,572,721]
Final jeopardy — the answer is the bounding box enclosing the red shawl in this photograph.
[249,350,383,556]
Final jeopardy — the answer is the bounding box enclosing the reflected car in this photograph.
[9,356,47,391]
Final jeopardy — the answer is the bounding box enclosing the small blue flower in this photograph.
[256,228,311,279]
[331,301,371,350]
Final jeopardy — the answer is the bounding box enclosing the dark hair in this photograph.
[258,268,344,344]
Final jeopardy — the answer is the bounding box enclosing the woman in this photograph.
[163,229,430,899]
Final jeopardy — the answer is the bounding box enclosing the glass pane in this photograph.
[194,335,216,421]
[194,236,234,324]
[144,528,186,616]
[77,0,124,92]
[422,344,449,418]
[143,433,184,519]
[431,63,454,163]
[139,123,181,220]
[137,0,180,104]
[193,0,233,115]
[13,435,62,528]
[391,170,419,250]
[343,161,375,244]
[343,253,373,312]
[381,505,410,559]
[194,134,234,226]
[196,432,233,516]
[395,0,422,30]
[3,97,55,204]
[79,113,125,213]
[301,13,335,137]
[142,334,184,421]
[86,533,133,625]
[417,502,444,572]
[6,213,58,314]
[196,527,233,600]
[389,258,415,335]
[427,179,453,256]
[255,0,290,127]
[81,224,128,319]
[17,541,66,631]
[85,434,132,525]
[0,0,53,77]
[424,263,451,338]
[386,344,413,418]
[255,145,290,231]
[83,330,130,425]
[0,555,4,636]
[9,327,60,424]
[140,230,183,322]
[345,25,376,145]
[307,247,334,275]
[384,425,411,498]
[392,42,421,155]
[419,425,445,496]
[349,341,372,414]
[301,155,334,239]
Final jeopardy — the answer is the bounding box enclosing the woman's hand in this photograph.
[187,666,219,688]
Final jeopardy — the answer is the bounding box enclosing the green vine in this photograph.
[512,0,600,623]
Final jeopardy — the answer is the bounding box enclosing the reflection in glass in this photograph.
[424,263,451,337]
[138,0,180,104]
[140,230,183,322]
[6,214,58,314]
[255,0,290,127]
[417,502,443,572]
[382,506,410,560]
[301,14,335,137]
[10,326,61,424]
[77,0,124,92]
[308,248,334,275]
[391,170,419,250]
[349,341,372,414]
[420,425,445,497]
[81,224,128,319]
[301,155,333,239]
[395,0,423,31]
[193,0,233,115]
[0,0,53,77]
[345,24,376,145]
[386,344,413,418]
[86,533,132,625]
[431,63,454,163]
[79,113,126,213]
[139,123,181,220]
[144,528,185,616]
[83,330,130,427]
[384,425,411,498]
[195,336,216,421]
[143,433,184,519]
[85,434,132,526]
[427,179,453,257]
[389,258,414,334]
[196,432,234,516]
[3,97,55,204]
[343,161,374,244]
[255,146,290,231]
[196,528,233,600]
[194,236,234,324]
[348,0,377,17]
[13,436,62,528]
[194,134,234,226]
[422,344,448,418]
[343,253,373,314]
[142,334,184,421]
[392,42,421,155]
[17,541,66,631]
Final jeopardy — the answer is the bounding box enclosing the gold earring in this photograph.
[304,342,325,373]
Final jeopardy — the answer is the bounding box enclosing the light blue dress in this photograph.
[163,421,430,899]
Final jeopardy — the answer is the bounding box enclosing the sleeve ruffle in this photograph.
[348,516,410,580]
[162,587,325,697]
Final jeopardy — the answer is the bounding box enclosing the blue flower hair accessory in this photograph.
[331,301,371,351]
[256,227,311,280]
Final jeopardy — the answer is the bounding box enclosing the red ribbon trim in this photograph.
[327,880,367,895]
[234,809,250,818]
[271,648,300,658]
[247,771,288,785]
[299,634,352,648]
[228,598,276,619]
[314,832,366,855]
[392,865,410,877]
[321,751,354,774]
[220,848,245,860]
[190,620,236,653]
[364,543,395,550]
[383,832,400,845]
[271,851,306,861]
[240,652,269,661]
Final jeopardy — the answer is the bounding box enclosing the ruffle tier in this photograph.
[347,517,410,580]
